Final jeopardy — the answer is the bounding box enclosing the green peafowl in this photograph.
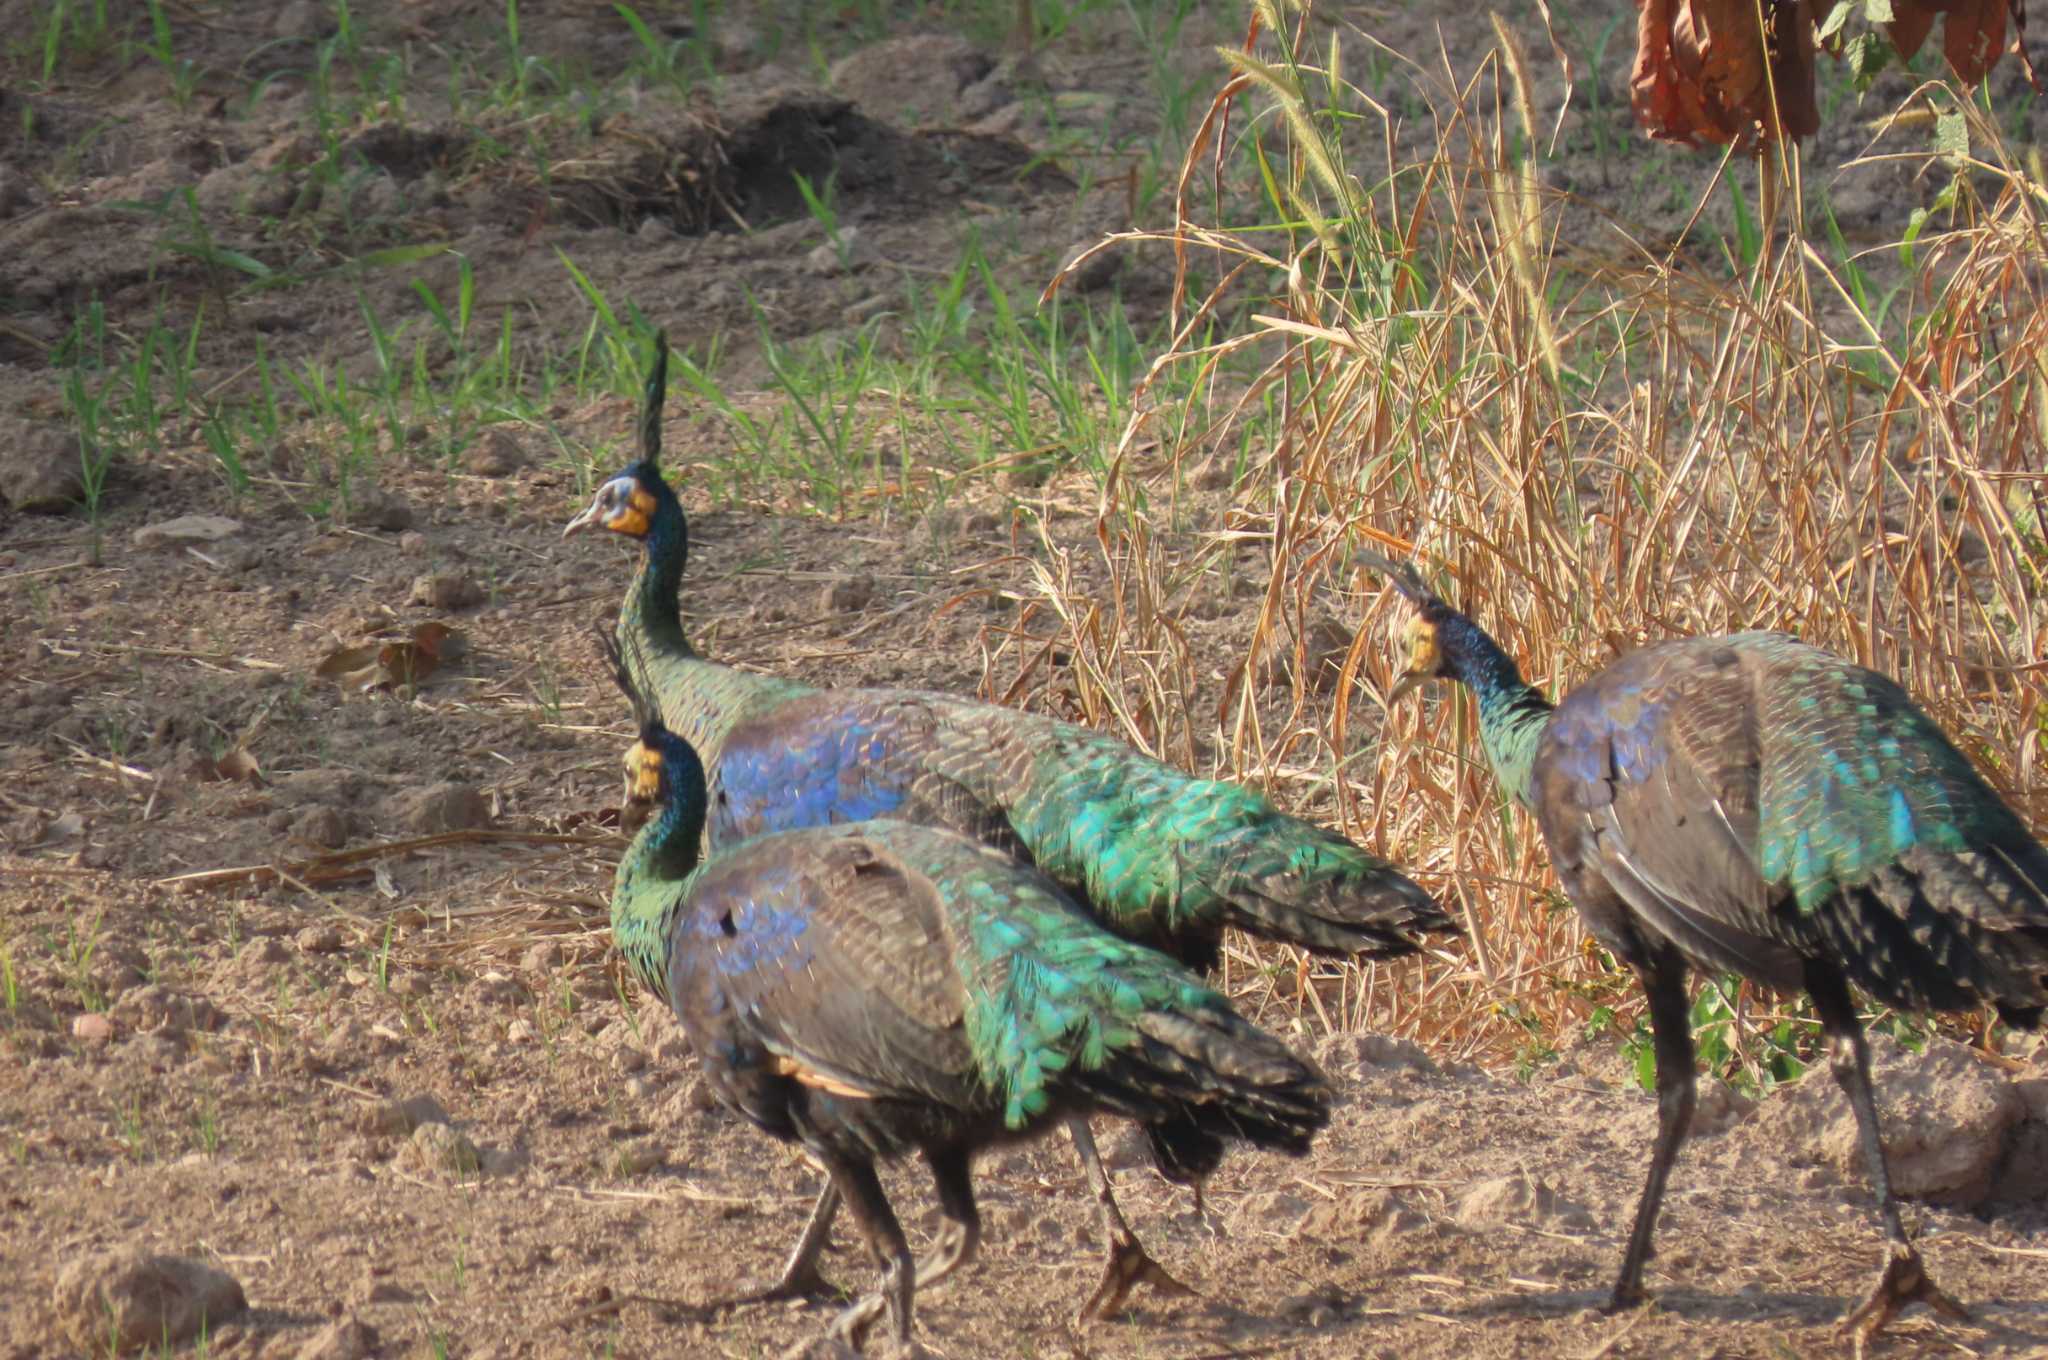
[1363,552,2048,1343]
[599,627,1332,1351]
[568,332,1455,1317]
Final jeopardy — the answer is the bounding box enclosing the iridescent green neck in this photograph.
[622,465,696,660]
[610,735,706,998]
[1439,614,1552,808]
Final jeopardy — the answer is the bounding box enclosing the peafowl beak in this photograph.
[562,497,602,537]
[1387,668,1431,706]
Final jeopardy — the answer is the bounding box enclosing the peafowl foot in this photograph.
[1077,1232,1197,1321]
[720,1260,845,1309]
[1841,1243,1969,1350]
[1602,1279,1649,1315]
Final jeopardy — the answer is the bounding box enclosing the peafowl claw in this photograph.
[1841,1244,1969,1353]
[1077,1232,1197,1321]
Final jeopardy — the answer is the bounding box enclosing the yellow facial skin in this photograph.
[1386,614,1442,705]
[624,740,663,802]
[563,478,658,540]
[609,486,657,538]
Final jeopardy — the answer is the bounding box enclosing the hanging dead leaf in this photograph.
[1887,0,1942,66]
[1944,0,2010,83]
[1633,0,1821,147]
[1871,1,2030,88]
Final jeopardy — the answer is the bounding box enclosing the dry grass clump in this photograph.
[1017,1,2048,1064]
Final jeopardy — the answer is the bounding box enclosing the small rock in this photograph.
[294,1315,378,1360]
[348,491,414,532]
[296,924,344,954]
[404,1122,481,1178]
[462,429,527,476]
[1303,1187,1428,1242]
[841,293,892,326]
[802,227,863,275]
[1320,1031,1438,1076]
[1691,1077,1756,1137]
[51,1250,247,1352]
[0,162,46,218]
[520,941,563,974]
[779,1335,862,1360]
[1741,1035,2024,1208]
[109,985,224,1035]
[827,33,992,126]
[351,1272,412,1307]
[397,530,428,555]
[239,937,291,968]
[0,421,85,513]
[1991,1119,2048,1203]
[386,782,491,833]
[358,1094,449,1137]
[409,571,483,609]
[818,577,876,614]
[1454,1171,1593,1232]
[271,0,330,39]
[1057,238,1121,293]
[612,1138,664,1176]
[72,1012,116,1045]
[133,515,243,549]
[123,1032,185,1071]
[505,1019,536,1044]
[289,805,350,850]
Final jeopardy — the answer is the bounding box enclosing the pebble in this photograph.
[50,1250,246,1352]
[388,781,492,833]
[133,515,244,549]
[404,1121,482,1178]
[71,1013,116,1045]
[290,805,350,849]
[818,576,876,614]
[462,428,528,476]
[296,924,344,954]
[0,420,84,513]
[294,1315,379,1360]
[358,1094,449,1137]
[410,571,483,609]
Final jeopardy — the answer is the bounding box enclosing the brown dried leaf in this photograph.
[204,749,263,784]
[315,643,384,680]
[314,624,466,691]
[1633,0,1820,147]
[375,639,440,688]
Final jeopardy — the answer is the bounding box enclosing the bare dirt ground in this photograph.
[3,2,2046,1357]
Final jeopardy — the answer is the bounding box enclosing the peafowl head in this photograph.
[563,328,674,545]
[564,465,663,541]
[598,622,706,852]
[1357,552,1465,703]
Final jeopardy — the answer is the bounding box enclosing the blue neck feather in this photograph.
[1436,612,1553,808]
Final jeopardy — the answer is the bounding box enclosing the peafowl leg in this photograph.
[1609,947,1697,1313]
[822,1157,916,1350]
[707,1181,843,1307]
[1069,1115,1197,1321]
[833,1147,983,1345]
[1805,961,1970,1343]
